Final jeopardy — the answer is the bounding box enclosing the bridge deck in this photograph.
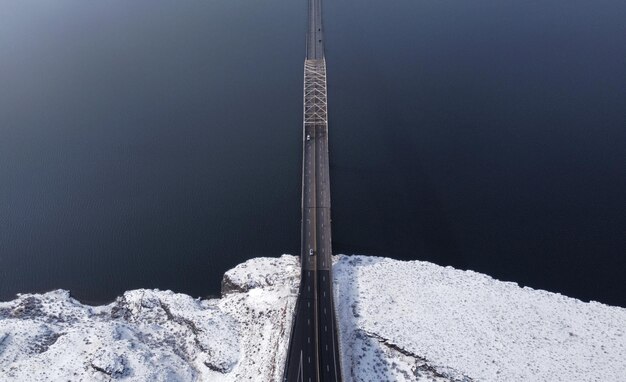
[283,0,342,380]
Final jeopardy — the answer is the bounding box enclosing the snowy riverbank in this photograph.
[1,255,625,381]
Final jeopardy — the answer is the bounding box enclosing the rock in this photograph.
[1,254,625,381]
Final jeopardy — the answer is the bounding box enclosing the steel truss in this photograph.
[304,59,328,127]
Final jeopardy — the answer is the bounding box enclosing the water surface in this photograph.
[1,0,625,306]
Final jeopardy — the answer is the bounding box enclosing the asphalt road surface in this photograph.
[283,0,342,380]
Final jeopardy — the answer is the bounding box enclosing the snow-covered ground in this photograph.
[1,255,624,381]
[333,256,626,381]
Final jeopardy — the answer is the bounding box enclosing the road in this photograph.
[283,0,342,380]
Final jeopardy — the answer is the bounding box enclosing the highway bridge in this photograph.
[283,0,342,380]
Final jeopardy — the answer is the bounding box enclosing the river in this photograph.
[1,0,625,306]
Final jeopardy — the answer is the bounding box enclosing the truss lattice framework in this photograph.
[303,59,328,126]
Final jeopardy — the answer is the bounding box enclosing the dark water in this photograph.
[1,1,625,306]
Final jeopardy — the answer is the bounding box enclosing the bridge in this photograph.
[282,0,342,380]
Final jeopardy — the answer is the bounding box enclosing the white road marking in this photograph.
[298,351,304,382]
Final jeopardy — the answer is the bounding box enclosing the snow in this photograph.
[333,256,626,381]
[1,254,624,381]
[0,256,299,381]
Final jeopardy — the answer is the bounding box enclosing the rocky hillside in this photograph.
[1,255,624,381]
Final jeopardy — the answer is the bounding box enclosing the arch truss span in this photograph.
[304,59,328,128]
